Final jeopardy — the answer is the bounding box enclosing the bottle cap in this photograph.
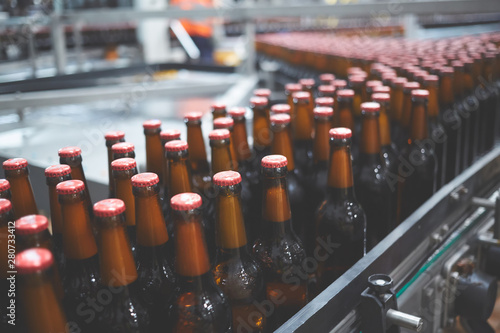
[184,112,203,121]
[58,146,82,158]
[318,85,335,94]
[250,97,268,107]
[16,248,54,275]
[330,127,352,139]
[366,80,383,88]
[111,158,137,171]
[213,117,234,129]
[142,119,162,129]
[0,199,11,214]
[211,102,226,111]
[404,82,421,90]
[208,129,230,140]
[315,97,334,107]
[131,173,159,187]
[0,179,10,192]
[411,89,430,98]
[349,75,365,84]
[293,91,311,101]
[285,83,302,93]
[112,142,135,154]
[15,215,49,235]
[3,158,28,171]
[165,140,189,152]
[93,199,126,217]
[261,155,288,168]
[170,192,202,211]
[270,114,291,125]
[372,93,390,102]
[104,131,125,141]
[228,107,247,118]
[439,66,454,75]
[299,78,315,87]
[254,88,271,98]
[319,73,335,82]
[271,104,291,114]
[372,85,391,93]
[313,107,334,117]
[424,75,439,83]
[393,77,408,87]
[56,180,85,195]
[333,79,347,88]
[213,170,242,186]
[45,164,71,178]
[337,89,355,98]
[361,102,381,113]
[160,129,181,141]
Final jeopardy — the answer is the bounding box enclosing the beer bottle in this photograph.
[333,79,347,90]
[164,140,193,201]
[423,75,447,189]
[17,248,67,333]
[131,172,176,328]
[451,60,469,174]
[253,155,308,330]
[160,129,181,191]
[366,80,383,100]
[185,112,211,192]
[319,73,335,85]
[105,131,125,197]
[270,103,290,115]
[0,179,10,199]
[214,117,239,171]
[58,146,93,215]
[355,102,395,248]
[209,129,235,174]
[169,192,232,332]
[292,91,314,175]
[439,66,462,184]
[2,158,37,219]
[349,75,365,123]
[112,142,136,160]
[143,119,163,181]
[333,89,355,130]
[211,102,227,120]
[299,78,316,104]
[315,96,334,108]
[0,199,13,331]
[270,113,307,242]
[461,58,481,167]
[481,53,498,153]
[285,83,302,120]
[212,171,266,332]
[57,179,101,331]
[315,128,366,290]
[250,96,271,168]
[112,158,139,256]
[390,77,407,145]
[93,199,151,332]
[317,85,335,98]
[254,88,271,101]
[398,90,437,221]
[397,81,421,149]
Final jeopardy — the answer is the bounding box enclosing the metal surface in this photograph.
[386,309,423,331]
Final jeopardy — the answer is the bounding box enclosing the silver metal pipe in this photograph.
[471,197,496,209]
[386,309,423,332]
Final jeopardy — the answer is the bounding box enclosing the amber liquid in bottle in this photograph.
[375,96,399,178]
[462,61,481,168]
[186,117,211,192]
[210,135,235,175]
[292,94,314,176]
[0,200,14,331]
[144,126,164,185]
[390,81,406,148]
[59,153,93,216]
[251,101,272,168]
[105,134,125,197]
[4,164,38,219]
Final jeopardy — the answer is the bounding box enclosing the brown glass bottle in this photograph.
[292,91,314,176]
[58,146,93,215]
[0,199,13,331]
[390,77,407,145]
[334,89,355,130]
[169,193,232,332]
[319,73,335,85]
[396,81,420,149]
[461,58,481,168]
[2,158,38,219]
[299,78,316,106]
[17,249,67,333]
[479,53,498,154]
[105,131,125,197]
[132,172,176,330]
[57,179,101,331]
[316,128,366,291]
[0,179,11,200]
[355,102,395,248]
[350,75,366,123]
[398,90,437,221]
[212,171,266,333]
[185,112,211,193]
[285,83,302,121]
[112,158,139,257]
[160,129,181,191]
[143,119,164,184]
[366,80,383,100]
[93,199,151,332]
[214,117,239,172]
[112,142,136,161]
[211,102,227,120]
[253,155,308,330]
[250,97,272,168]
[317,85,335,98]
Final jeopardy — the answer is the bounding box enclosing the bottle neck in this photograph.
[47,181,66,235]
[0,211,14,278]
[232,118,252,161]
[173,210,210,277]
[112,151,135,161]
[262,170,292,223]
[145,129,164,178]
[167,152,193,199]
[114,168,138,227]
[96,215,138,287]
[271,124,296,171]
[360,113,382,156]
[18,230,52,253]
[133,185,169,247]
[59,192,97,260]
[352,86,363,118]
[401,91,413,129]
[186,122,209,172]
[392,87,404,122]
[378,103,392,146]
[211,140,235,175]
[5,168,38,219]
[410,99,429,142]
[313,117,331,163]
[336,100,355,130]
[327,141,354,190]
[439,75,454,107]
[215,185,248,250]
[453,68,464,99]
[293,101,313,141]
[252,105,271,149]
[463,66,475,93]
[426,84,440,119]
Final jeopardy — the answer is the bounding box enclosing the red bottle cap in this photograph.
[337,89,355,98]
[404,82,421,90]
[299,78,315,87]
[208,129,230,140]
[184,112,203,121]
[143,119,162,129]
[372,85,391,94]
[250,97,268,107]
[372,93,391,102]
[366,80,383,88]
[3,158,28,170]
[104,131,125,141]
[213,117,234,129]
[213,170,242,186]
[349,75,365,84]
[315,97,334,107]
[93,199,126,217]
[424,75,439,83]
[58,146,81,158]
[211,102,226,111]
[393,77,408,87]
[293,91,311,101]
[330,127,352,139]
[313,107,334,117]
[160,129,181,141]
[271,104,291,114]
[170,192,202,211]
[165,140,189,152]
[254,88,271,98]
[56,180,85,195]
[16,248,54,275]
[15,215,49,235]
[270,114,291,125]
[347,67,363,75]
[285,83,302,93]
[0,179,10,192]
[45,164,71,178]
[111,158,137,171]
[131,173,159,187]
[318,85,335,94]
[361,102,380,113]
[319,73,335,82]
[112,142,135,154]
[333,79,347,88]
[228,107,247,118]
[261,155,288,169]
[412,89,430,98]
[439,66,454,75]
[0,199,11,214]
